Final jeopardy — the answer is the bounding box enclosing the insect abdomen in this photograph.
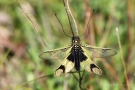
[67,45,87,71]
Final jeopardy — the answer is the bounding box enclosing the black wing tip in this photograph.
[90,64,102,75]
[55,65,65,77]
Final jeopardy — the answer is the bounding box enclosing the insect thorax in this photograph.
[71,36,81,46]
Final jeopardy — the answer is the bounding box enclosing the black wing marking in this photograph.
[81,45,117,58]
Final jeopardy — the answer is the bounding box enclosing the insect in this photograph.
[39,36,117,76]
[16,0,117,89]
[39,0,117,77]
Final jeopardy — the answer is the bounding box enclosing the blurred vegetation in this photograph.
[0,0,135,90]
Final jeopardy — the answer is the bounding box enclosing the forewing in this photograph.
[39,45,71,61]
[82,45,117,58]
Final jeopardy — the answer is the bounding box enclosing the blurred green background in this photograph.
[0,0,135,90]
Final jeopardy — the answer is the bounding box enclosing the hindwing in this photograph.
[53,47,75,76]
[80,47,102,75]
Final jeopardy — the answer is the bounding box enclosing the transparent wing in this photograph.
[39,45,71,61]
[81,45,117,58]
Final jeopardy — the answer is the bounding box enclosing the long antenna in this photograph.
[62,0,75,37]
[80,9,95,37]
[16,0,49,49]
[55,13,71,38]
[66,0,79,36]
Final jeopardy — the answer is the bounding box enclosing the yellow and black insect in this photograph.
[39,36,117,76]
[39,0,117,77]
